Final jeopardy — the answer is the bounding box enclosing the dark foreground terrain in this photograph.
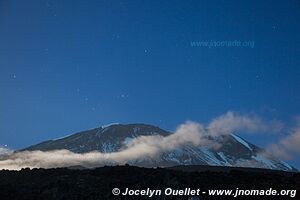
[0,165,299,200]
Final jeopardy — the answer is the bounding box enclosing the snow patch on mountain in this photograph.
[101,123,120,129]
[217,152,231,166]
[251,155,277,169]
[280,161,293,170]
[123,137,133,145]
[231,134,252,151]
[200,148,222,166]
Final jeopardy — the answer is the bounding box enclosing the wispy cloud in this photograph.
[208,111,283,135]
[266,117,300,160]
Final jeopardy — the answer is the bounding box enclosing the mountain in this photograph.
[22,123,296,171]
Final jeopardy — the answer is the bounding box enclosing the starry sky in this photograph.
[0,0,300,167]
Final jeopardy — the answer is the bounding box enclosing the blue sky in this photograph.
[0,0,299,167]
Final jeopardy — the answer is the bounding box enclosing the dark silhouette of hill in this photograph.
[0,165,298,200]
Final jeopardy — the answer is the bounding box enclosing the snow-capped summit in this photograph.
[22,123,296,171]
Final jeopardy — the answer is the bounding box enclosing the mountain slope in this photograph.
[23,124,170,153]
[22,123,296,171]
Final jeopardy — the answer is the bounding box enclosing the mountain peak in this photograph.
[21,123,296,172]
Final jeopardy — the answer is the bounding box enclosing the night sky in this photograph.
[0,1,299,167]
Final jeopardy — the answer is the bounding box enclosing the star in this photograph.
[12,74,17,79]
[255,74,263,80]
[112,34,120,40]
[120,94,129,98]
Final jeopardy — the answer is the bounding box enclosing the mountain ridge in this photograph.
[21,123,297,172]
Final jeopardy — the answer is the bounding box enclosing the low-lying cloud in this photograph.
[0,111,287,170]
